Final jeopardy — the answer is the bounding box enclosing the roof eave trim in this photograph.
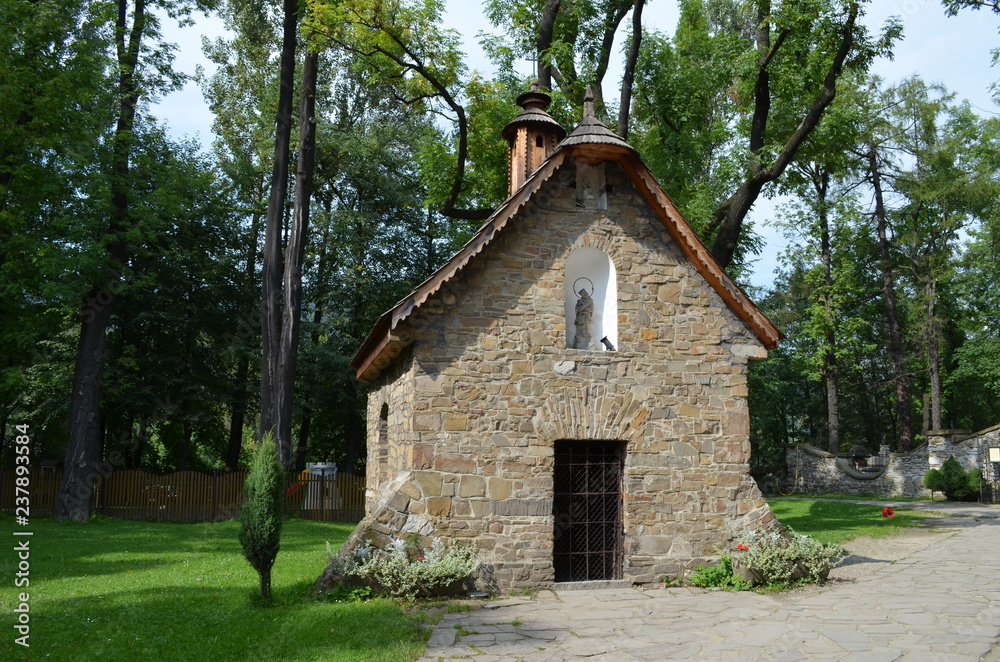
[352,150,570,382]
[617,157,782,350]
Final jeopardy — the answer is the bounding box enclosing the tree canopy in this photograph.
[2,0,998,509]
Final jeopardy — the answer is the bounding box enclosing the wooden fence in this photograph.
[0,467,365,523]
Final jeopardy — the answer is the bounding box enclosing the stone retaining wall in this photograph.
[784,426,999,497]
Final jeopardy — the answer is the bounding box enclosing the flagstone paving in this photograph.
[418,511,1000,661]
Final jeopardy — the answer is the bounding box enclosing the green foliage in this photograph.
[734,529,847,586]
[239,436,285,598]
[631,0,744,230]
[328,538,478,598]
[924,468,946,493]
[934,456,981,502]
[322,583,374,603]
[687,556,750,591]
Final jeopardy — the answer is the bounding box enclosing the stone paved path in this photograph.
[418,517,1000,661]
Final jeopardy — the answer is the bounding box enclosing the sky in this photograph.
[153,0,1000,287]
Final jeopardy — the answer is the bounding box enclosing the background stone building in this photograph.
[336,88,782,590]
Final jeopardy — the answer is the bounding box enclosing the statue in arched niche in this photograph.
[573,279,594,349]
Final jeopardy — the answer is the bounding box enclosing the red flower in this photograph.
[736,544,748,551]
[882,507,895,518]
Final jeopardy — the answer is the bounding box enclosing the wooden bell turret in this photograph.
[502,80,566,197]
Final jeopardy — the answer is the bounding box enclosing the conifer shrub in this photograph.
[925,457,981,502]
[239,436,285,598]
[923,466,946,495]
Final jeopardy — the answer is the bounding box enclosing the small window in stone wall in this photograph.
[565,247,617,351]
[377,403,389,460]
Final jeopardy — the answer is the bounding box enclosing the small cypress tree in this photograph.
[239,436,284,598]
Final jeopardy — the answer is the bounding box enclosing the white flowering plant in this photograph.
[733,528,847,585]
[326,537,478,598]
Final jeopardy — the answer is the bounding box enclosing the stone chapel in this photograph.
[336,85,782,590]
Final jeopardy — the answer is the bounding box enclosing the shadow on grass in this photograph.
[2,585,426,662]
[0,517,354,582]
[0,517,418,662]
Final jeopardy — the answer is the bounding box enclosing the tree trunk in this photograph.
[926,279,943,430]
[59,298,112,521]
[226,356,249,471]
[344,383,362,474]
[259,567,271,599]
[816,171,841,454]
[260,0,299,442]
[274,47,318,469]
[58,0,146,522]
[122,414,135,468]
[132,416,148,468]
[869,147,913,450]
[536,0,561,90]
[922,393,930,434]
[708,2,858,269]
[295,408,310,473]
[617,0,644,138]
[591,4,631,111]
[180,420,192,471]
[227,178,265,470]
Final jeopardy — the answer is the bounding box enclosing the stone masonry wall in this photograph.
[785,444,931,498]
[784,427,999,498]
[364,350,416,512]
[351,158,777,590]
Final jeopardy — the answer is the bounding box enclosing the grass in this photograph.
[0,515,428,662]
[768,499,931,545]
[777,493,940,502]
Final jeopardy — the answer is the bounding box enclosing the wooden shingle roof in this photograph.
[351,112,781,384]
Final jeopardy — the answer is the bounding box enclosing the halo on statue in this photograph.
[573,277,595,297]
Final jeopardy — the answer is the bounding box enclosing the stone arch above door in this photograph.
[533,385,650,443]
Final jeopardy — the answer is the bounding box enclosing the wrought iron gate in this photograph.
[553,440,624,582]
[979,442,1000,504]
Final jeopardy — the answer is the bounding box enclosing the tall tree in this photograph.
[706,0,898,269]
[887,82,997,430]
[865,142,914,449]
[58,0,217,521]
[260,0,300,466]
[617,0,644,138]
[631,0,900,270]
[202,0,278,470]
[273,43,320,468]
[307,0,493,220]
[0,0,112,453]
[484,0,633,108]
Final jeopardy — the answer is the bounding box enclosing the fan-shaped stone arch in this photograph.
[532,384,650,444]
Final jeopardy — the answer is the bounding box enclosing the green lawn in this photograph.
[0,516,427,661]
[0,500,932,659]
[768,498,930,545]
